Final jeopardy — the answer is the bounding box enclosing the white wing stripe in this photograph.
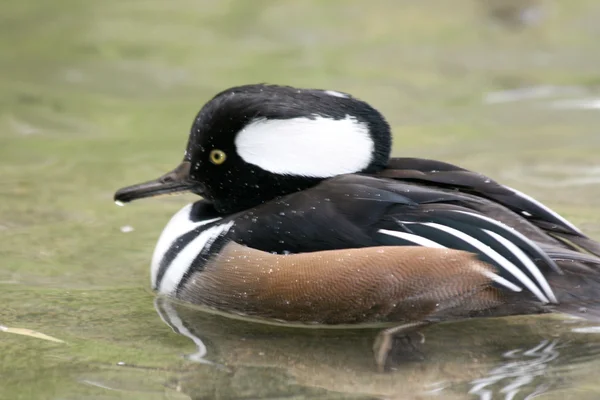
[472,266,522,292]
[451,209,562,273]
[379,227,523,293]
[484,230,558,303]
[378,229,446,248]
[422,222,551,304]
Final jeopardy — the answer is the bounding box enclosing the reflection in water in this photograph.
[154,297,600,399]
[155,297,211,366]
[154,297,383,399]
[572,326,600,334]
[469,339,560,400]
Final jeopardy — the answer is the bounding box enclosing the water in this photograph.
[2,0,600,398]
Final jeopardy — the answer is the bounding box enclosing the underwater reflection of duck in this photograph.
[153,297,409,399]
[115,84,600,370]
[155,297,600,399]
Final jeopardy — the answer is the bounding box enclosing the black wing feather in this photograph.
[378,157,592,244]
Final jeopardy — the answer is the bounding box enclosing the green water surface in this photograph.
[2,1,600,399]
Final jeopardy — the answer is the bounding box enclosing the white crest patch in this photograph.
[150,204,221,288]
[324,90,349,98]
[235,115,373,177]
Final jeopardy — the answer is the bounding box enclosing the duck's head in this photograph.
[114,84,392,214]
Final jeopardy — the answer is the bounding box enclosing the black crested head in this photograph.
[185,84,392,213]
[114,84,392,214]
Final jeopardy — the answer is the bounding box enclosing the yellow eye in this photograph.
[209,149,227,165]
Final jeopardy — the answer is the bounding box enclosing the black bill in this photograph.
[114,161,202,204]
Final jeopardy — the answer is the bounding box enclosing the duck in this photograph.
[114,83,600,370]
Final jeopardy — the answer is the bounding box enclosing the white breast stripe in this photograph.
[422,222,550,304]
[150,203,221,288]
[234,115,373,177]
[158,221,234,296]
[484,230,557,303]
[506,186,582,234]
[378,229,446,248]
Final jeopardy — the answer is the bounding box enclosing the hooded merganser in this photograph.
[115,84,600,368]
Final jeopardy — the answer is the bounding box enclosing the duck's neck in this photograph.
[207,174,324,214]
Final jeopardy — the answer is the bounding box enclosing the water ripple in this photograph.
[469,339,560,400]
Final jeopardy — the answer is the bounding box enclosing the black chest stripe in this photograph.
[176,232,232,295]
[155,226,207,290]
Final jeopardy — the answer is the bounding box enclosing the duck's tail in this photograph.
[542,241,600,321]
